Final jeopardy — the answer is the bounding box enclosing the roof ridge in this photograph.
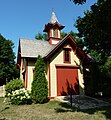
[20,38,48,42]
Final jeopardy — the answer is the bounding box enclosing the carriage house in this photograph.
[17,10,90,98]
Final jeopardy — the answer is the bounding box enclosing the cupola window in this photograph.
[53,28,58,38]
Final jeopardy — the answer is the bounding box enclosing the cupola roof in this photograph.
[43,9,65,32]
[50,9,59,24]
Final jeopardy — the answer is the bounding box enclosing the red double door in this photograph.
[56,67,79,96]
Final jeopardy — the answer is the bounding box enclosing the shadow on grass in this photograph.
[54,98,111,119]
[54,102,77,113]
[81,105,111,119]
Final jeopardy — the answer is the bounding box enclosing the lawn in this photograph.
[0,97,111,120]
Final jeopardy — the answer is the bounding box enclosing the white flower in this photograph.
[15,90,19,95]
[23,96,26,99]
[25,93,29,97]
[27,96,31,99]
[20,88,25,92]
[17,96,20,98]
[8,93,11,97]
[11,96,13,99]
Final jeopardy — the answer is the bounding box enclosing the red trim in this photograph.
[17,64,20,69]
[57,28,58,38]
[17,39,21,67]
[56,64,80,68]
[48,97,55,100]
[26,59,28,89]
[48,61,51,97]
[50,29,52,37]
[45,34,90,64]
[22,59,24,70]
[45,34,76,59]
[63,48,71,64]
[43,22,65,32]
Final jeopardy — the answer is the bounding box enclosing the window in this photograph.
[53,28,58,38]
[64,48,71,63]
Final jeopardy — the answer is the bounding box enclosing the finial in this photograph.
[52,8,54,13]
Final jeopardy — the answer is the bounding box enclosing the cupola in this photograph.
[43,9,65,45]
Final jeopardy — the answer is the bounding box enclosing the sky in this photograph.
[0,0,97,59]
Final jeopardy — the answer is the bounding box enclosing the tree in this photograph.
[31,55,48,103]
[35,31,84,48]
[35,32,48,40]
[75,0,111,96]
[60,32,67,39]
[70,0,86,4]
[0,34,19,85]
[75,0,111,61]
[60,31,84,49]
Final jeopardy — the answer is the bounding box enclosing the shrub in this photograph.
[7,88,32,105]
[31,55,48,103]
[5,79,24,96]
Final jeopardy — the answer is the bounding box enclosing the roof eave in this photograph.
[44,34,76,60]
[43,22,65,32]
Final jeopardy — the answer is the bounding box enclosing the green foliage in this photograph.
[7,88,32,105]
[35,32,48,40]
[100,57,111,96]
[102,57,111,79]
[69,31,84,49]
[60,32,67,39]
[86,62,101,96]
[75,0,111,96]
[0,34,19,85]
[70,0,86,4]
[31,55,48,103]
[75,0,111,59]
[5,79,24,96]
[60,31,84,49]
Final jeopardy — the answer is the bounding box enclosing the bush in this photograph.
[5,79,24,96]
[7,88,32,105]
[31,55,48,103]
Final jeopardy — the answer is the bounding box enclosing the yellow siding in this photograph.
[26,60,50,91]
[78,68,84,95]
[20,46,84,96]
[27,60,35,90]
[71,50,84,94]
[50,49,63,97]
[50,45,84,97]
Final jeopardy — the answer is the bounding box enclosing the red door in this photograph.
[57,67,79,96]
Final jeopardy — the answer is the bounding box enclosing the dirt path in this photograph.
[56,95,110,109]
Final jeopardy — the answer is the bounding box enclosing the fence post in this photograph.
[70,88,72,107]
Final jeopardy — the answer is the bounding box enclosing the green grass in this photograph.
[0,97,111,120]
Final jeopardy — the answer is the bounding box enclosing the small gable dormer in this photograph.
[43,9,65,45]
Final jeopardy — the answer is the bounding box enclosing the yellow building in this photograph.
[17,10,90,98]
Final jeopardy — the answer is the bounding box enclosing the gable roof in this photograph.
[44,34,90,63]
[17,34,90,65]
[19,38,54,58]
[44,34,75,58]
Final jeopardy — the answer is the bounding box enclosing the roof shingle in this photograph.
[20,38,54,58]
